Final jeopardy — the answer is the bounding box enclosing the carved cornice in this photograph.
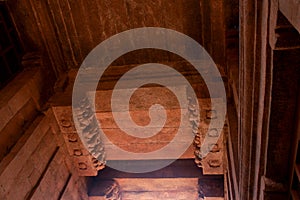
[52,103,105,176]
[189,96,226,175]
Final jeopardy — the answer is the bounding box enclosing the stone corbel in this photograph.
[189,97,226,175]
[52,103,105,176]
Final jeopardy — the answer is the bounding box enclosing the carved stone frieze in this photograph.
[188,97,226,175]
[73,97,106,162]
[52,101,105,176]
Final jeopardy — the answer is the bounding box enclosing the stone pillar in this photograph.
[261,8,300,199]
[238,0,300,199]
[238,0,271,199]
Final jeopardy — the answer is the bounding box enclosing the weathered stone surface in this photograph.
[0,105,89,199]
[118,178,198,192]
[0,68,46,161]
[0,115,48,195]
[189,97,226,175]
[52,106,76,133]
[94,85,185,112]
[52,84,227,171]
[279,0,300,33]
[3,0,300,199]
[52,106,104,176]
[29,149,70,200]
[0,99,38,161]
[60,174,89,200]
[8,0,206,74]
[97,109,186,129]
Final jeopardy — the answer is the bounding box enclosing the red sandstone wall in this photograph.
[7,0,202,75]
[0,70,88,199]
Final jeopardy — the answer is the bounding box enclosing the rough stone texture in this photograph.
[49,60,226,109]
[237,0,271,199]
[89,179,121,200]
[0,51,57,162]
[0,110,87,199]
[7,0,203,76]
[52,106,104,176]
[52,84,226,170]
[191,97,226,175]
[2,0,300,199]
[235,0,300,199]
[89,159,225,199]
[224,3,239,192]
[49,55,228,166]
[199,0,227,73]
[52,86,193,164]
[96,85,193,160]
[60,174,89,200]
[0,74,88,199]
[118,178,199,200]
[0,99,38,160]
[0,68,41,161]
[279,0,300,33]
[0,115,47,197]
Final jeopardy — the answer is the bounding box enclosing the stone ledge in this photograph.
[0,112,50,196]
[0,68,42,131]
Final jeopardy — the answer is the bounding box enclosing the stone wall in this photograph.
[0,51,57,162]
[230,0,300,199]
[0,68,42,161]
[0,69,88,199]
[7,0,202,76]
